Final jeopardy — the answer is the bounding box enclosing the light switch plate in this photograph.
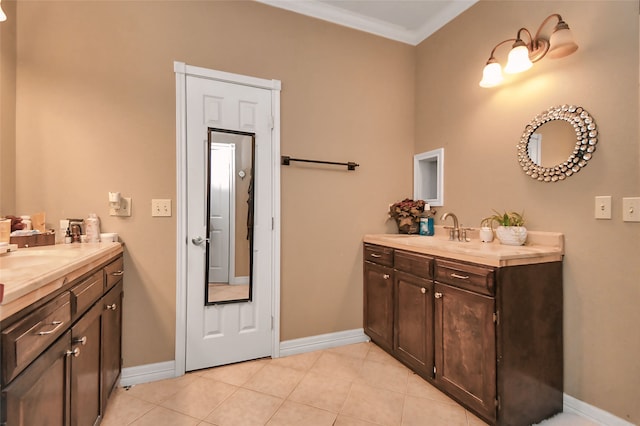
[594,196,611,219]
[622,197,640,222]
[152,199,172,217]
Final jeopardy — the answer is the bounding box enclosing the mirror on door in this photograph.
[205,129,255,305]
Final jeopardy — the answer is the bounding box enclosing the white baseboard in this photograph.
[278,328,369,357]
[120,360,176,387]
[564,393,635,426]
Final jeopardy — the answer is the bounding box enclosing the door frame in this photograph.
[174,62,281,377]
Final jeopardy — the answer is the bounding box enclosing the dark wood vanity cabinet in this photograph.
[1,253,124,426]
[363,243,563,426]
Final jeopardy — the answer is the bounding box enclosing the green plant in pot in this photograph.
[481,210,527,246]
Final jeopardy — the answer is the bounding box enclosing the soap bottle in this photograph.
[85,213,101,243]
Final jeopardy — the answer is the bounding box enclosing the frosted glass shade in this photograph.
[479,62,504,88]
[0,3,6,22]
[548,27,578,59]
[504,45,533,74]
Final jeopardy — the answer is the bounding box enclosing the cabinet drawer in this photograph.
[104,256,124,291]
[71,270,103,319]
[435,259,495,296]
[2,292,71,384]
[394,250,433,279]
[364,244,394,267]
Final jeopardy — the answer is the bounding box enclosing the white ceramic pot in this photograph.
[479,227,494,243]
[495,226,527,246]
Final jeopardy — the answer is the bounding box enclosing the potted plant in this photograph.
[388,199,427,234]
[481,210,527,246]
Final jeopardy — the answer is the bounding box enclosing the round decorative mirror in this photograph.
[517,105,597,182]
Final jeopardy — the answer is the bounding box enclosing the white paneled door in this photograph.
[185,74,275,371]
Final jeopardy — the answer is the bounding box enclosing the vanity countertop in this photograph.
[364,229,563,267]
[0,242,123,320]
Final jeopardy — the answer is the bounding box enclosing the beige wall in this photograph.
[0,0,16,215]
[11,1,414,364]
[416,1,639,423]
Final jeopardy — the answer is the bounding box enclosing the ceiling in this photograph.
[256,0,478,45]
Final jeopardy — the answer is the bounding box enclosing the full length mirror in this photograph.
[205,129,255,305]
[517,105,598,182]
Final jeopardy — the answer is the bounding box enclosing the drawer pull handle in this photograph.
[370,253,382,258]
[111,270,124,277]
[106,303,118,311]
[421,288,426,294]
[383,274,390,280]
[434,292,443,299]
[73,336,87,346]
[451,273,470,280]
[37,320,64,336]
[66,347,81,358]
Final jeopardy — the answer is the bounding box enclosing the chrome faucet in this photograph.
[441,212,469,242]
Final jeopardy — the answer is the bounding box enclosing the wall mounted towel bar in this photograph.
[281,156,359,171]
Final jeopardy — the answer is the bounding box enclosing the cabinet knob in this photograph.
[421,288,426,294]
[383,274,390,280]
[73,336,87,346]
[66,347,80,358]
[106,303,118,311]
[434,292,443,299]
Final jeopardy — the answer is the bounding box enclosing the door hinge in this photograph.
[271,316,274,330]
[496,396,501,410]
[269,116,275,130]
[271,217,275,230]
[493,311,499,324]
[433,366,436,375]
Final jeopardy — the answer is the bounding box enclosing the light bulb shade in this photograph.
[479,62,504,88]
[548,27,578,59]
[0,2,7,22]
[504,44,533,74]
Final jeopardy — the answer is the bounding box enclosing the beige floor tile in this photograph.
[288,371,353,412]
[243,364,306,398]
[309,351,365,381]
[406,374,458,405]
[101,388,156,426]
[401,395,468,426]
[365,344,406,369]
[466,411,490,426]
[340,382,404,426]
[269,350,322,371]
[356,359,410,394]
[266,400,337,426]
[125,374,199,404]
[333,415,381,426]
[205,388,283,426]
[130,406,201,426]
[327,342,372,360]
[160,377,237,419]
[200,358,268,386]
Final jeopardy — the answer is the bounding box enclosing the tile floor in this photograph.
[101,342,577,426]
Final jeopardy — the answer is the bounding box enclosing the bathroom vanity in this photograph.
[363,232,564,426]
[0,243,124,426]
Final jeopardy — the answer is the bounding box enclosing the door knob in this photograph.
[192,236,208,246]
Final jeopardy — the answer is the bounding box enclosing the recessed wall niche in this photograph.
[413,148,444,207]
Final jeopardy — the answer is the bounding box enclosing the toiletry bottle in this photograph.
[65,228,72,244]
[85,213,101,243]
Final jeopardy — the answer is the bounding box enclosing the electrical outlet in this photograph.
[594,196,611,220]
[109,197,132,217]
[151,199,172,217]
[622,197,640,222]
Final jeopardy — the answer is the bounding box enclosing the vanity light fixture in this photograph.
[479,14,578,88]
[0,0,7,22]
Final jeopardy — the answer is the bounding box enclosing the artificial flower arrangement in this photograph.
[388,198,436,234]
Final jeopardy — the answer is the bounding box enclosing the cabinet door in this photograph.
[434,283,496,423]
[71,302,102,426]
[363,261,394,352]
[394,271,433,378]
[101,280,123,413]
[2,331,71,426]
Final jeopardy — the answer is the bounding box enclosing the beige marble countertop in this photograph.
[0,242,123,320]
[364,227,563,267]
